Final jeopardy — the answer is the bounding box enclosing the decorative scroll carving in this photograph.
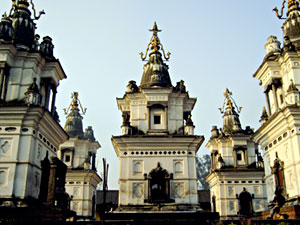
[133,183,144,199]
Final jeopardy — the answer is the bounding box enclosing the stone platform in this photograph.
[103,211,219,225]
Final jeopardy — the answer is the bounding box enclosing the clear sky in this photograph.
[1,0,285,189]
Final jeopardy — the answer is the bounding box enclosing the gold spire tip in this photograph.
[140,22,171,61]
[273,0,300,19]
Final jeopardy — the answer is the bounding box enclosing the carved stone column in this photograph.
[272,83,279,112]
[265,90,272,116]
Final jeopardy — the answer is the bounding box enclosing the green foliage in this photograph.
[196,154,211,190]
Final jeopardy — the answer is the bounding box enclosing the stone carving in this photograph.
[0,170,6,185]
[126,80,139,93]
[174,160,183,174]
[228,186,234,196]
[73,187,80,197]
[271,152,285,192]
[174,182,184,198]
[0,140,10,156]
[229,201,235,211]
[133,183,144,199]
[254,186,260,195]
[255,200,261,210]
[283,36,295,52]
[133,161,143,174]
[73,202,79,210]
[174,80,186,93]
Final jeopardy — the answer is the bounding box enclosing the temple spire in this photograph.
[139,22,172,88]
[219,89,242,135]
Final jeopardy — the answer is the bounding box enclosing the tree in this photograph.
[196,154,211,190]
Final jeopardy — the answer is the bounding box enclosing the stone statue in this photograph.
[126,80,139,93]
[174,80,186,93]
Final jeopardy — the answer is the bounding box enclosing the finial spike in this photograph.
[274,0,300,19]
[140,22,171,61]
[63,92,87,115]
[220,88,242,114]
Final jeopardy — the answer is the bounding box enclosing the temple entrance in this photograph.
[236,188,253,217]
[144,163,174,203]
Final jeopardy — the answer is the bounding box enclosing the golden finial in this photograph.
[273,0,299,19]
[140,22,171,61]
[219,89,242,114]
[9,0,45,19]
[63,92,87,115]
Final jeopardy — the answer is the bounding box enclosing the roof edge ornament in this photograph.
[63,92,87,116]
[273,0,300,19]
[139,22,171,61]
[219,88,242,114]
[30,0,45,20]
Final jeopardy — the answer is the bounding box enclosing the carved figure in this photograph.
[174,80,186,93]
[126,80,138,93]
[283,36,295,51]
[271,153,285,191]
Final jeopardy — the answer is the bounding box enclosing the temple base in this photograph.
[103,210,219,225]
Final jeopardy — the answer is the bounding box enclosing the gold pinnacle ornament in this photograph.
[273,0,300,19]
[9,0,45,19]
[140,22,171,61]
[64,92,87,115]
[219,88,242,114]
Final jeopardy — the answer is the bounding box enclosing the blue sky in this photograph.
[1,0,285,189]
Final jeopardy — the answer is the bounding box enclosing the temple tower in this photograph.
[0,0,68,206]
[253,0,300,202]
[206,89,267,218]
[111,23,204,211]
[59,92,101,219]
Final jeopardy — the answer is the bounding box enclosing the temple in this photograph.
[253,0,300,204]
[59,92,101,219]
[205,89,267,218]
[112,22,206,212]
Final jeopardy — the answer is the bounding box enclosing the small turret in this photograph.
[63,92,86,138]
[0,13,13,42]
[219,89,243,135]
[24,77,40,105]
[259,107,269,125]
[265,36,281,56]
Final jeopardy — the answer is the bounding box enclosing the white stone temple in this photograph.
[59,92,101,219]
[206,89,267,218]
[253,0,300,203]
[111,22,204,211]
[0,0,68,206]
